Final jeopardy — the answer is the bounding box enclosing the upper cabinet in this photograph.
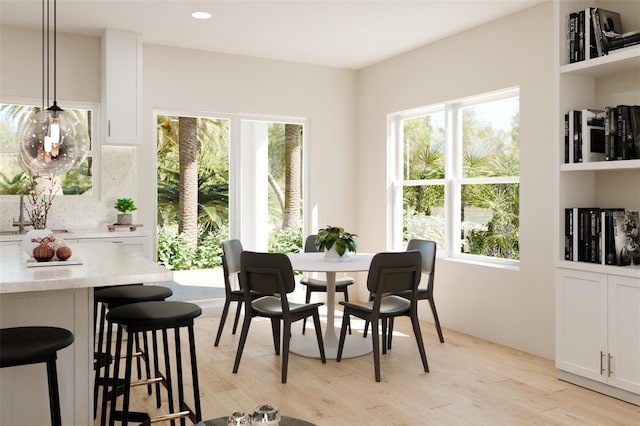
[102,29,142,145]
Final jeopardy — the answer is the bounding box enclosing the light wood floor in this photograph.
[98,313,639,425]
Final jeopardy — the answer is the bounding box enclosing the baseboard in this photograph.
[557,369,640,406]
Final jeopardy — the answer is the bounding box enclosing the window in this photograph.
[389,88,520,264]
[0,100,98,196]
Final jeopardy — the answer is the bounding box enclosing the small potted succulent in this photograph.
[114,197,137,225]
[316,225,357,258]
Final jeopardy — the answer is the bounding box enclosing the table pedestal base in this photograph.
[290,330,372,359]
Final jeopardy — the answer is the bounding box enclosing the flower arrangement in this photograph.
[25,174,58,230]
[316,225,357,256]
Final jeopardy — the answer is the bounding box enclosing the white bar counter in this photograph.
[0,241,173,426]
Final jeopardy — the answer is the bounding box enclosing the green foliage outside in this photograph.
[156,116,303,271]
[403,99,520,260]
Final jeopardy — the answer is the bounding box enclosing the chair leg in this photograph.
[270,318,281,355]
[46,356,62,426]
[302,287,312,335]
[429,298,445,343]
[312,311,326,363]
[381,318,388,355]
[214,299,231,346]
[388,318,394,350]
[336,310,350,362]
[410,313,429,373]
[371,319,381,382]
[281,321,291,383]
[232,301,243,334]
[342,288,352,335]
[232,315,252,374]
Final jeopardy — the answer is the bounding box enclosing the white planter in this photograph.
[117,213,132,225]
[323,244,351,262]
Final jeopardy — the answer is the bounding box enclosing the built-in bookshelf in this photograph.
[554,0,640,406]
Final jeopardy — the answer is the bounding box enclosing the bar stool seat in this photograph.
[94,285,173,418]
[1,326,74,426]
[102,301,202,426]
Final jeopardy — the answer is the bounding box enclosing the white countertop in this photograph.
[0,241,171,294]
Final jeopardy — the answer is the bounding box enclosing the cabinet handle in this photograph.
[600,351,605,375]
[111,241,124,244]
[608,353,613,377]
[108,119,111,137]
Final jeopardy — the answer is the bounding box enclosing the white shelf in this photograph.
[560,45,640,77]
[556,260,640,278]
[560,159,640,172]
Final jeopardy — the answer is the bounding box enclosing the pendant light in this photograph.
[19,0,89,176]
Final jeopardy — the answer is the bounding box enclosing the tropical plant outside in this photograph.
[156,116,303,271]
[402,97,520,260]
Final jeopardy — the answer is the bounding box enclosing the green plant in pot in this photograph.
[114,197,137,225]
[315,225,357,257]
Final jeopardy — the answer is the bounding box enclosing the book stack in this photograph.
[567,7,640,63]
[564,106,640,163]
[565,208,640,266]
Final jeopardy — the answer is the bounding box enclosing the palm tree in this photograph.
[283,124,301,229]
[178,116,198,247]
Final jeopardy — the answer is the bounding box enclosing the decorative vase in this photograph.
[250,404,280,425]
[22,228,54,257]
[56,245,72,261]
[323,244,350,261]
[117,213,132,225]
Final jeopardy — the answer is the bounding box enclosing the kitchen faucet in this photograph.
[12,194,32,234]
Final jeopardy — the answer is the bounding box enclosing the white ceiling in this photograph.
[0,0,543,69]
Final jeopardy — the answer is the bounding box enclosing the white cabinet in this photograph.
[102,29,142,145]
[556,269,640,403]
[554,0,640,405]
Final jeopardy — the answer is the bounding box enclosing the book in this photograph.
[565,208,574,260]
[584,8,598,60]
[592,8,624,55]
[604,106,617,160]
[570,110,581,163]
[629,106,640,160]
[564,113,570,163]
[612,211,640,266]
[568,12,580,63]
[580,109,606,162]
[601,208,625,265]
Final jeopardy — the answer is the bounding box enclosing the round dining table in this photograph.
[287,252,374,359]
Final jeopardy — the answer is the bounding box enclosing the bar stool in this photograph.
[0,326,74,426]
[94,285,173,417]
[102,301,202,426]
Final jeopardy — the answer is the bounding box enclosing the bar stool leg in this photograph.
[162,328,177,426]
[188,324,202,422]
[174,327,186,426]
[152,330,162,408]
[46,355,63,426]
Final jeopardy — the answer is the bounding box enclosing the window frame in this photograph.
[0,96,101,200]
[388,87,520,267]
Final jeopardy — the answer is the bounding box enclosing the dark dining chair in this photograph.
[337,251,429,382]
[232,251,326,383]
[300,234,355,334]
[387,239,443,347]
[214,239,262,346]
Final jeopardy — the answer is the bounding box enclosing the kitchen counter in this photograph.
[0,242,172,425]
[0,227,149,242]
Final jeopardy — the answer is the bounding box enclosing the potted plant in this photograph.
[315,225,357,258]
[114,197,137,225]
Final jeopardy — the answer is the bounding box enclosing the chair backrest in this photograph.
[406,239,436,293]
[304,234,320,253]
[366,251,422,301]
[240,251,296,297]
[222,239,243,292]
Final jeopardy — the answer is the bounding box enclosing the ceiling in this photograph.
[0,0,543,70]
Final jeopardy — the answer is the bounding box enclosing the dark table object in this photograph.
[196,416,316,426]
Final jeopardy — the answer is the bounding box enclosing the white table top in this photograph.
[287,252,374,273]
[0,241,172,294]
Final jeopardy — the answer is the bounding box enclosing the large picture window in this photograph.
[0,101,97,196]
[389,88,520,264]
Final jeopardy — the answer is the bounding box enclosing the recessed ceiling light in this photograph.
[191,11,212,20]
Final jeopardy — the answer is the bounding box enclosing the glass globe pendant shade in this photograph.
[19,102,89,176]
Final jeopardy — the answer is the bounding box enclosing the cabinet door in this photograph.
[556,269,607,382]
[102,29,142,145]
[608,274,640,394]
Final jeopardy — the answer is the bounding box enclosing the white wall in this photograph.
[137,44,359,250]
[356,2,556,358]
